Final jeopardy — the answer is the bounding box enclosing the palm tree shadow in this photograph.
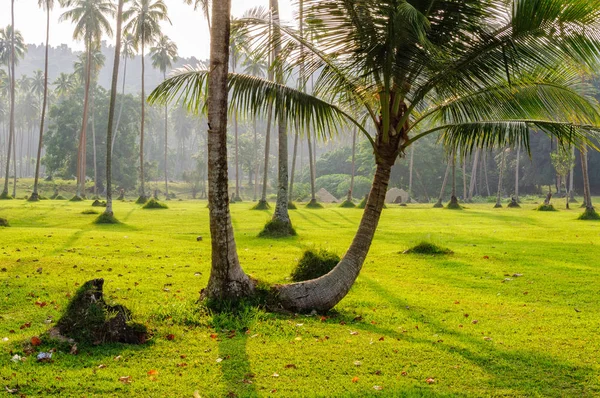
[351,275,596,396]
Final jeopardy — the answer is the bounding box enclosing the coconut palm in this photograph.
[112,33,136,155]
[53,73,74,98]
[151,0,600,308]
[0,22,26,199]
[123,0,170,202]
[183,0,211,31]
[150,34,178,199]
[60,0,115,198]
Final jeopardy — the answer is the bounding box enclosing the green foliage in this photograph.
[91,200,106,207]
[142,198,169,209]
[258,219,297,238]
[0,218,8,227]
[291,249,340,282]
[315,174,348,198]
[336,176,372,200]
[578,208,600,220]
[536,204,557,211]
[403,242,453,255]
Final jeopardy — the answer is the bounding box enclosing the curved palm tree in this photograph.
[151,0,600,308]
[183,0,211,31]
[123,0,170,202]
[150,34,178,199]
[112,33,136,155]
[0,23,26,199]
[60,0,114,199]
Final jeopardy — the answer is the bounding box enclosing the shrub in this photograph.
[142,198,168,209]
[403,242,453,255]
[336,176,372,200]
[291,249,340,282]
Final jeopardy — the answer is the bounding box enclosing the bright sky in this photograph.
[0,0,294,59]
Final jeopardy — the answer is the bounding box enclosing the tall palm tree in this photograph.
[0,23,25,199]
[123,0,170,202]
[60,0,114,199]
[230,20,245,202]
[102,0,126,221]
[151,0,600,308]
[30,4,54,201]
[183,0,211,31]
[112,33,136,155]
[150,34,178,199]
[53,73,74,98]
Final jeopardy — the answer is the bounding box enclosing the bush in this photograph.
[315,174,349,196]
[135,195,148,204]
[291,249,340,282]
[402,241,453,255]
[142,198,168,209]
[91,200,106,207]
[336,176,372,200]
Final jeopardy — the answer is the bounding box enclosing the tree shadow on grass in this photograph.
[350,276,598,397]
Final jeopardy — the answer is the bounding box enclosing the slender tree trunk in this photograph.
[515,141,520,201]
[468,148,480,201]
[2,1,15,197]
[163,71,169,199]
[139,41,146,199]
[581,146,594,210]
[408,144,414,195]
[253,118,259,201]
[569,145,576,202]
[448,149,459,206]
[495,149,506,208]
[104,0,125,216]
[435,160,451,207]
[462,156,467,201]
[91,91,98,197]
[31,5,49,200]
[12,129,17,197]
[483,151,491,196]
[270,0,291,226]
[289,127,299,204]
[77,40,93,198]
[259,106,273,204]
[112,54,128,155]
[307,129,316,202]
[204,0,254,300]
[348,126,357,201]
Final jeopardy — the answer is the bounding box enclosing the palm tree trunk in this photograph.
[462,156,467,201]
[569,145,576,202]
[139,41,146,199]
[468,148,480,201]
[581,146,594,210]
[91,91,98,197]
[307,129,316,202]
[105,0,125,216]
[77,40,93,198]
[435,160,451,207]
[514,141,520,201]
[2,0,15,197]
[204,0,254,300]
[31,5,48,199]
[275,160,392,312]
[495,148,506,208]
[234,111,240,200]
[483,151,491,196]
[163,71,169,199]
[408,144,414,195]
[348,126,357,201]
[112,54,128,155]
[288,128,299,204]
[259,106,273,205]
[253,118,259,201]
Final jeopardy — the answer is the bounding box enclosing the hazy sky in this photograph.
[0,1,294,59]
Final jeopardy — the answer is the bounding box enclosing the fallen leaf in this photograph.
[378,336,384,341]
[483,336,493,341]
[284,364,297,369]
[147,369,158,376]
[176,363,188,367]
[166,334,175,341]
[119,376,132,384]
[373,385,383,391]
[354,360,362,366]
[351,377,359,383]
[209,333,218,339]
[482,256,489,260]
[472,320,479,324]
[70,344,78,355]
[272,372,279,377]
[98,364,107,369]
[401,371,408,376]
[350,331,359,335]
[216,358,223,363]
[35,301,47,308]
[426,378,435,384]
[31,336,42,346]
[193,391,201,398]
[114,355,122,361]
[20,323,31,330]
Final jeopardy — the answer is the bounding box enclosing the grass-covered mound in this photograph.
[94,213,120,224]
[258,219,297,238]
[291,249,341,282]
[91,199,106,207]
[135,195,148,204]
[339,199,356,208]
[507,199,521,208]
[81,209,99,215]
[0,192,13,200]
[142,198,168,209]
[27,194,40,202]
[433,200,444,208]
[287,201,297,210]
[536,204,557,211]
[0,218,8,227]
[446,196,462,209]
[578,208,600,220]
[54,195,67,200]
[306,199,324,209]
[69,195,84,202]
[54,279,147,344]
[251,200,271,210]
[403,241,453,255]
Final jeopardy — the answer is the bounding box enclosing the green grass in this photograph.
[1,200,600,397]
[402,241,453,255]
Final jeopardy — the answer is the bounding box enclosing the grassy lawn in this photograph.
[1,197,599,397]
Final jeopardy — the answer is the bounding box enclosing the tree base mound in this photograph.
[232,196,242,203]
[55,279,147,344]
[507,201,521,208]
[433,201,444,208]
[536,204,557,211]
[578,208,600,220]
[135,196,148,204]
[55,195,67,200]
[142,198,168,209]
[0,192,13,200]
[287,202,297,210]
[94,213,121,224]
[252,200,271,210]
[446,197,462,210]
[0,218,9,227]
[70,195,84,202]
[403,241,453,255]
[258,219,297,238]
[81,209,99,215]
[27,193,40,202]
[306,199,323,209]
[91,200,107,207]
[291,249,340,282]
[493,203,503,208]
[339,199,356,208]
